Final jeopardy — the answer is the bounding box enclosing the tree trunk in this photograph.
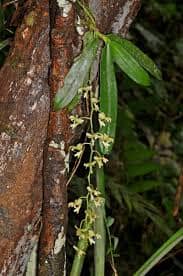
[0,0,50,274]
[38,2,78,275]
[0,0,140,274]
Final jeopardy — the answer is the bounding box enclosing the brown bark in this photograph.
[89,0,141,36]
[0,0,140,274]
[0,0,50,274]
[38,2,79,275]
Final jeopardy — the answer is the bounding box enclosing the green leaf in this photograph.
[127,162,160,178]
[54,36,99,110]
[83,31,95,48]
[94,203,106,276]
[66,93,81,111]
[109,40,151,86]
[129,180,161,193]
[134,228,183,276]
[121,187,132,212]
[108,183,123,205]
[112,236,119,251]
[0,39,9,51]
[108,34,162,80]
[99,44,118,154]
[106,216,115,228]
[124,142,155,163]
[117,107,135,138]
[95,164,105,276]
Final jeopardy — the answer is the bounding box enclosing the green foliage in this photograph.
[128,180,161,193]
[127,162,159,178]
[54,33,100,110]
[102,89,182,273]
[94,166,106,276]
[134,228,183,276]
[99,44,117,154]
[0,1,15,66]
[54,22,162,112]
[0,38,9,50]
[108,34,162,80]
[103,1,182,274]
[109,39,150,86]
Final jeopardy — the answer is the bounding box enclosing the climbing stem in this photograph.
[76,0,110,44]
[95,31,110,43]
[76,0,96,28]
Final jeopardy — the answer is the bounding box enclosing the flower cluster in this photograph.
[91,96,99,111]
[98,112,111,128]
[78,85,92,97]
[87,185,104,207]
[70,143,84,158]
[94,155,108,168]
[73,245,86,257]
[68,198,82,214]
[69,185,103,254]
[70,115,84,129]
[68,186,104,215]
[84,155,108,173]
[76,227,101,245]
[68,86,111,258]
[86,132,113,151]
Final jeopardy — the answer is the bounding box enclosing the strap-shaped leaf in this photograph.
[99,44,118,155]
[124,141,154,163]
[54,37,99,110]
[128,180,161,193]
[127,162,160,178]
[134,228,183,276]
[110,40,151,86]
[108,34,162,80]
[0,39,9,51]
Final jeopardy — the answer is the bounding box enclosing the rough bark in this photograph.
[38,2,78,275]
[0,0,140,275]
[0,0,50,274]
[89,0,141,36]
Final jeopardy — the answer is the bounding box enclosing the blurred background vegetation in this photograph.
[109,1,183,274]
[0,0,182,275]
